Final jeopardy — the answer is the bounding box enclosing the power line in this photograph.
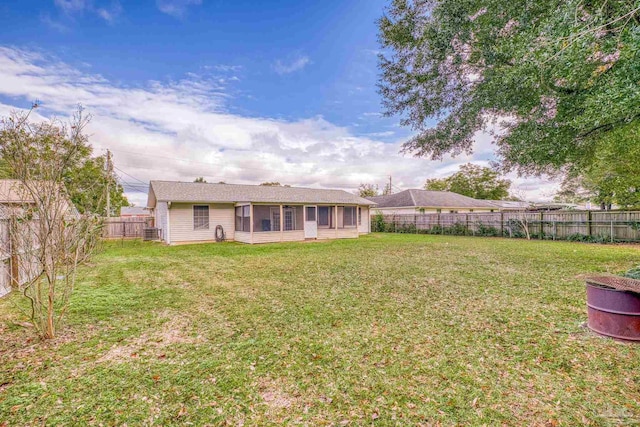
[113,165,148,185]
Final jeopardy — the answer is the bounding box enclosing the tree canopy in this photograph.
[0,110,128,216]
[260,182,291,187]
[66,154,129,216]
[357,183,379,197]
[378,0,640,176]
[424,163,511,200]
[555,121,640,209]
[194,177,207,183]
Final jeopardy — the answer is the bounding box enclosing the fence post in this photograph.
[611,218,614,243]
[465,214,469,235]
[587,210,592,238]
[539,212,544,239]
[500,212,504,237]
[9,216,19,289]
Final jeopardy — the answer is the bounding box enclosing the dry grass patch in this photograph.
[97,311,203,364]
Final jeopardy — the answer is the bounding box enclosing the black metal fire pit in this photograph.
[586,276,640,341]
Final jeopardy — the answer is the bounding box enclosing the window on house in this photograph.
[449,210,458,214]
[193,205,209,230]
[306,206,316,221]
[235,205,250,231]
[318,206,333,228]
[419,208,425,214]
[343,206,357,227]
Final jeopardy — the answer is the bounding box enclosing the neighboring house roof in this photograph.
[147,181,377,206]
[366,189,498,209]
[121,206,151,216]
[488,200,581,211]
[487,200,532,210]
[0,179,79,218]
[0,180,34,203]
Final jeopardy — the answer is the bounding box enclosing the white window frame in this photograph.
[193,205,209,230]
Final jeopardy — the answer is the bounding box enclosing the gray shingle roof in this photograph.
[366,189,498,209]
[148,181,376,206]
[120,206,151,215]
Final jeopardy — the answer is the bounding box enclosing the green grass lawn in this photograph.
[1,234,639,426]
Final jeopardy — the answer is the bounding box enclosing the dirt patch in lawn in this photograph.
[98,311,203,364]
[257,377,298,411]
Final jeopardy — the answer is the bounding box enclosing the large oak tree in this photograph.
[424,163,511,199]
[378,0,640,176]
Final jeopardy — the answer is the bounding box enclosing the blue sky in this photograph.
[2,0,403,134]
[0,0,557,205]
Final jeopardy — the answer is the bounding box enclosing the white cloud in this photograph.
[97,1,123,23]
[272,55,311,75]
[206,64,243,73]
[54,0,87,14]
[365,131,395,138]
[40,13,70,33]
[0,46,558,206]
[156,0,202,18]
[52,0,122,24]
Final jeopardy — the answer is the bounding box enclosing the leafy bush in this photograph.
[476,223,500,237]
[447,222,469,236]
[624,266,640,279]
[398,223,417,234]
[371,212,386,232]
[565,233,612,244]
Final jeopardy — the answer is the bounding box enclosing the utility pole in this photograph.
[388,175,393,195]
[106,149,112,217]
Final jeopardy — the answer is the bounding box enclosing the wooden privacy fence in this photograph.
[0,217,41,298]
[1,215,155,296]
[102,217,153,239]
[0,219,11,296]
[374,210,640,243]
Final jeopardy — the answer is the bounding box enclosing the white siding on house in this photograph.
[375,207,495,215]
[234,231,252,243]
[317,228,358,240]
[358,207,370,234]
[155,201,169,243]
[168,203,235,244]
[155,201,372,245]
[281,230,305,242]
[250,230,305,244]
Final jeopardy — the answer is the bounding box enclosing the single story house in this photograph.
[146,181,376,245]
[366,189,498,215]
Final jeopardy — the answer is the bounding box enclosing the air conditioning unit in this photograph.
[143,227,160,241]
